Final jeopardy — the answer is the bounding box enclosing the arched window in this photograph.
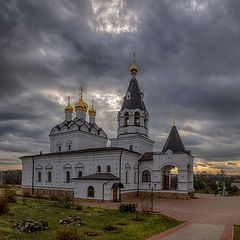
[124,112,129,126]
[47,171,52,182]
[130,145,133,151]
[66,171,70,183]
[134,112,140,126]
[106,165,110,172]
[142,170,151,182]
[144,119,147,128]
[38,171,41,182]
[97,166,101,173]
[78,171,82,178]
[88,186,94,197]
[58,146,61,151]
[68,145,71,150]
[125,171,129,184]
[134,171,137,184]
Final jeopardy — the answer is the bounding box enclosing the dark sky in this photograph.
[0,0,240,174]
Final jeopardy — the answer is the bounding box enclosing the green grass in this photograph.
[0,197,181,240]
[234,225,240,240]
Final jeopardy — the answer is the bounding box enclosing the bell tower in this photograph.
[111,53,154,154]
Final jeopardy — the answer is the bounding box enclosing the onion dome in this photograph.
[89,100,96,115]
[130,52,138,74]
[65,96,73,112]
[75,87,88,111]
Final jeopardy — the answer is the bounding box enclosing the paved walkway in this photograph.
[147,223,232,240]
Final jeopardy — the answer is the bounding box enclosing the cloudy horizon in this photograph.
[0,0,240,174]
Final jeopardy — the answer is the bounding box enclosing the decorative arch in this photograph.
[63,163,72,169]
[50,127,59,135]
[69,124,79,131]
[125,163,130,169]
[159,162,179,170]
[90,127,98,135]
[75,162,84,169]
[45,164,53,170]
[80,124,89,132]
[35,164,43,170]
[60,126,68,133]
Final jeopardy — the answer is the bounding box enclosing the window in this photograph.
[134,171,137,184]
[125,171,129,184]
[78,171,82,178]
[88,186,94,197]
[68,145,71,150]
[47,171,52,182]
[142,170,151,182]
[144,119,147,127]
[66,171,71,183]
[124,112,129,126]
[130,145,133,151]
[58,146,61,151]
[97,166,101,173]
[38,171,41,182]
[134,112,140,126]
[106,165,110,172]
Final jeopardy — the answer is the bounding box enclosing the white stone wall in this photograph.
[50,130,107,153]
[111,135,154,154]
[21,149,140,195]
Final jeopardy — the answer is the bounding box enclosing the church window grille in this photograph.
[130,145,133,151]
[78,171,82,178]
[38,171,41,182]
[124,112,129,126]
[142,170,151,182]
[134,112,140,126]
[47,171,52,182]
[66,171,71,183]
[97,166,101,173]
[88,186,94,197]
[106,165,110,172]
[125,171,129,184]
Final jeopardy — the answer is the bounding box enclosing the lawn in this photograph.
[0,197,181,240]
[234,225,240,240]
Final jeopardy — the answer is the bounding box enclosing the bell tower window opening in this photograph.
[124,112,129,126]
[97,165,101,173]
[130,145,133,151]
[134,112,140,126]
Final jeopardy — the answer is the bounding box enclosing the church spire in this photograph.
[162,124,187,154]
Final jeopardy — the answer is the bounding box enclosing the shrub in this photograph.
[56,227,81,240]
[93,206,104,213]
[76,205,83,211]
[119,203,136,213]
[59,216,85,226]
[0,197,8,214]
[84,231,101,237]
[35,192,42,199]
[23,191,31,198]
[2,189,16,203]
[58,194,73,209]
[103,223,117,231]
[14,219,48,233]
[50,193,60,201]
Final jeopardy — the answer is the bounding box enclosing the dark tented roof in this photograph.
[74,173,119,181]
[162,126,188,154]
[121,78,146,111]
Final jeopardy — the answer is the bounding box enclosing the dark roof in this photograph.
[74,173,119,181]
[20,147,141,159]
[121,78,146,111]
[139,152,153,161]
[162,126,188,154]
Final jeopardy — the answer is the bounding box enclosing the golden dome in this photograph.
[88,100,96,115]
[65,96,73,112]
[130,52,138,74]
[75,87,88,111]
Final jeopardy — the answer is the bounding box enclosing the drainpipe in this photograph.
[119,149,123,201]
[137,160,143,198]
[102,180,111,202]
[31,157,35,195]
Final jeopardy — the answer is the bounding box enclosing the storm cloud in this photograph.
[0,0,240,174]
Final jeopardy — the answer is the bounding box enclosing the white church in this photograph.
[21,55,194,202]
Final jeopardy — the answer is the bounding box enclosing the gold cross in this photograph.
[79,87,84,100]
[133,52,136,64]
[91,99,94,108]
[67,96,71,106]
[173,116,176,126]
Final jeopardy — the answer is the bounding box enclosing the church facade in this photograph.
[20,56,194,201]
